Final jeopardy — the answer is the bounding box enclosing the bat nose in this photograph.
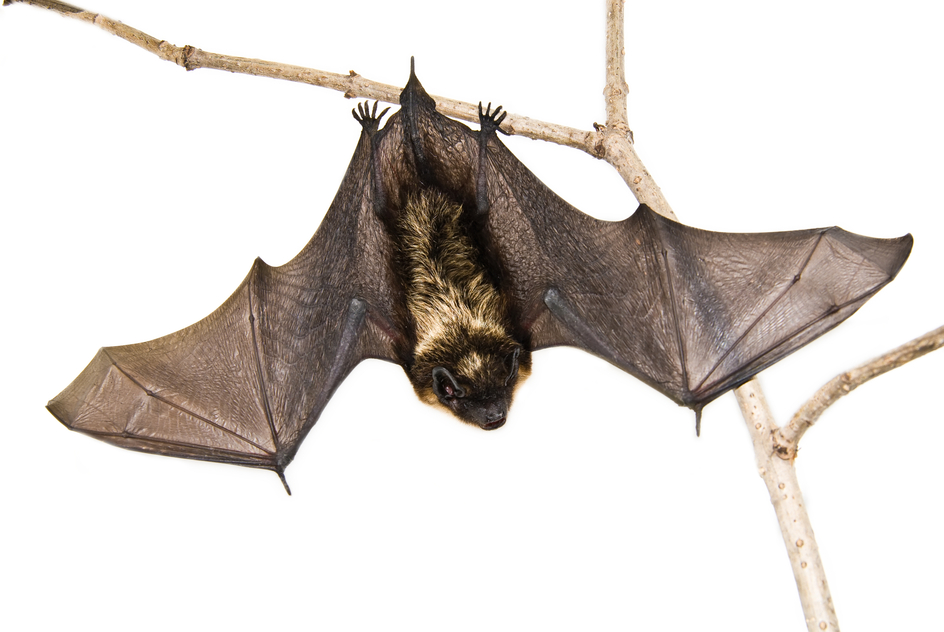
[479,402,507,430]
[481,416,506,430]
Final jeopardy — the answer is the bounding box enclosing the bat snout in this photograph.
[480,416,507,431]
[475,401,508,431]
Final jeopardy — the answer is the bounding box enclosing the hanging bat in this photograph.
[47,65,913,493]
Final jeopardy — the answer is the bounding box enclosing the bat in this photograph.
[46,64,913,494]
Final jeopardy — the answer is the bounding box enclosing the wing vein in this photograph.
[693,231,827,394]
[723,283,888,381]
[247,269,282,454]
[101,348,276,455]
[661,244,690,395]
[76,429,276,466]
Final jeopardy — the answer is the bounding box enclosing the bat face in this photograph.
[417,346,529,430]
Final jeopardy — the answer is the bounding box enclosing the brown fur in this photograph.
[395,189,530,409]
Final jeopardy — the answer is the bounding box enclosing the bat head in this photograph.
[411,344,531,430]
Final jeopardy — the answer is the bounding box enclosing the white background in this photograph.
[2,1,942,630]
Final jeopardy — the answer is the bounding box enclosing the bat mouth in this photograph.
[480,417,506,431]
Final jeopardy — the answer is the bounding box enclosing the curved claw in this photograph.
[478,101,509,136]
[352,100,391,135]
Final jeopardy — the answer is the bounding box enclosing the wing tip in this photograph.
[45,347,116,431]
[825,226,915,280]
[46,398,73,430]
[894,232,914,276]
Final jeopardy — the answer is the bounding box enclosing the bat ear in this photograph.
[432,366,465,400]
[504,347,521,385]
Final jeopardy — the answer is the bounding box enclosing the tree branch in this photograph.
[736,381,839,631]
[4,0,598,154]
[776,324,944,458]
[601,0,675,220]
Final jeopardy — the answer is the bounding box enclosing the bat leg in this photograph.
[543,287,616,357]
[352,100,392,221]
[474,101,509,217]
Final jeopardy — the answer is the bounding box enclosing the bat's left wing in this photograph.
[48,109,404,492]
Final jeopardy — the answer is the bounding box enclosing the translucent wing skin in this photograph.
[526,206,913,408]
[396,78,913,412]
[48,122,403,490]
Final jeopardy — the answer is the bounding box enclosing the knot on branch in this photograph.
[773,428,797,461]
[181,45,199,71]
[590,131,606,158]
[607,121,634,143]
[342,73,365,100]
[839,371,854,392]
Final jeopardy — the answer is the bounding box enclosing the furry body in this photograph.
[394,189,530,427]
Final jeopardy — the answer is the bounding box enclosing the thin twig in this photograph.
[601,0,675,219]
[4,0,598,154]
[776,324,944,458]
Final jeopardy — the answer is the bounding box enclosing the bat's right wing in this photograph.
[477,127,912,415]
[48,115,403,492]
[480,138,912,417]
[525,204,914,413]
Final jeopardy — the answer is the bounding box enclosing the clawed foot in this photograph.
[478,102,509,136]
[352,100,391,135]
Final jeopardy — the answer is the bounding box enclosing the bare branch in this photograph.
[603,0,629,131]
[601,0,676,220]
[5,0,599,154]
[736,381,840,631]
[776,324,944,458]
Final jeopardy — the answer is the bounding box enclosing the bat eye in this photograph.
[432,366,465,400]
[504,347,521,385]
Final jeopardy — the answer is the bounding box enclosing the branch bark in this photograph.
[736,381,839,630]
[4,0,598,154]
[601,0,676,220]
[776,324,944,458]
